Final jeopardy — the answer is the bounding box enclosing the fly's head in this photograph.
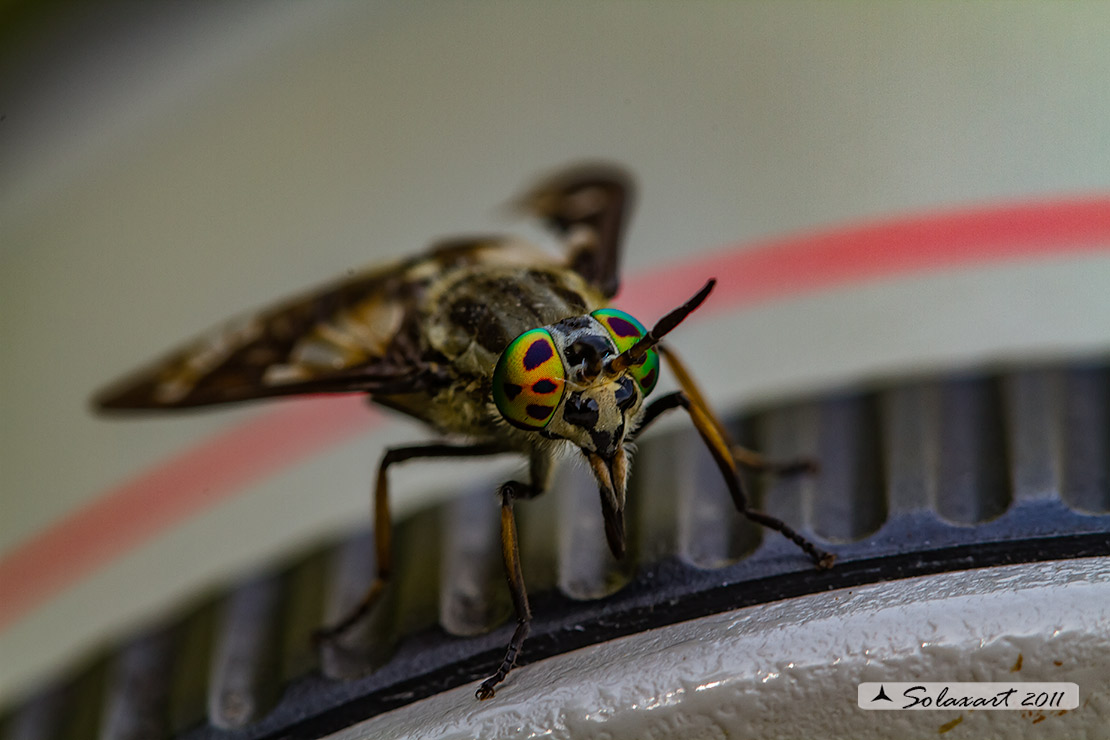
[492,279,718,559]
[492,310,658,450]
[493,280,713,558]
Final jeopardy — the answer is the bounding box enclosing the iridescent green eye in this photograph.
[591,308,659,396]
[493,328,566,430]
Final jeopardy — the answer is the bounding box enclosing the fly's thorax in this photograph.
[374,259,605,440]
[421,262,605,380]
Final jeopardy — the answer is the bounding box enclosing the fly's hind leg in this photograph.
[313,442,505,644]
[641,346,834,570]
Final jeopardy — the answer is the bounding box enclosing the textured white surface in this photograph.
[335,559,1110,739]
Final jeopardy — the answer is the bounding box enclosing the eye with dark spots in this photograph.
[605,316,641,338]
[526,403,554,420]
[614,376,637,411]
[531,379,558,394]
[522,339,553,370]
[563,392,599,428]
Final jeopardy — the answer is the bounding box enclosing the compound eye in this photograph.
[591,308,660,396]
[493,328,566,430]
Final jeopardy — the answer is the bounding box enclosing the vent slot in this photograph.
[934,376,1013,525]
[812,393,887,542]
[1062,366,1110,513]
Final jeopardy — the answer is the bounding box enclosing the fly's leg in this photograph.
[475,451,552,699]
[475,479,536,700]
[656,345,818,475]
[314,442,505,643]
[640,347,834,570]
[635,386,814,476]
[730,446,817,476]
[638,391,833,569]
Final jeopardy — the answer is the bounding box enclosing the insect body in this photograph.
[95,166,834,700]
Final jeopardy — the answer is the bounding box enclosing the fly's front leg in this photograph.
[643,346,834,570]
[476,478,537,700]
[656,345,817,475]
[314,442,504,644]
[475,451,552,699]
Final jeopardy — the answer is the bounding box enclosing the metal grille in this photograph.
[4,361,1110,740]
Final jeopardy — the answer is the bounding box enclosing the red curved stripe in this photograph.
[616,196,1110,320]
[0,396,378,631]
[3,195,1110,631]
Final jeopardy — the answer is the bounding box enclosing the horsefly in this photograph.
[94,165,834,699]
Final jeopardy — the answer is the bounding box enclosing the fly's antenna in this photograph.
[606,279,716,375]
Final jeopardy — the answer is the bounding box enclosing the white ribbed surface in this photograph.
[335,559,1110,739]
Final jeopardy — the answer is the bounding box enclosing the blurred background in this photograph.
[3,0,1110,720]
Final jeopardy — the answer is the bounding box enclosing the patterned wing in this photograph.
[93,239,526,410]
[516,163,635,300]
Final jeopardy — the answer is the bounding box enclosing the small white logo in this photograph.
[858,683,1079,710]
